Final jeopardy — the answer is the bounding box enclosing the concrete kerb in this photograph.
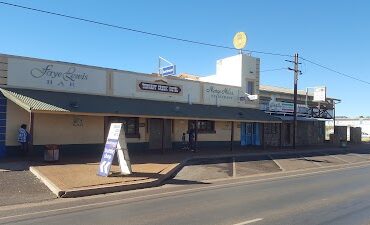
[29,157,192,198]
[200,160,370,184]
[29,147,370,198]
[62,158,192,198]
[29,167,65,197]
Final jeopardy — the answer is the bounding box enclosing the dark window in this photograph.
[188,120,215,133]
[108,117,139,138]
[247,81,255,95]
[265,123,279,134]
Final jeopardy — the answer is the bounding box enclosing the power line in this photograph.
[300,57,370,85]
[0,1,292,57]
[2,1,368,86]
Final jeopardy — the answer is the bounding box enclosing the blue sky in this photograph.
[0,0,369,116]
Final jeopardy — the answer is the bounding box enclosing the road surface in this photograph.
[1,163,370,225]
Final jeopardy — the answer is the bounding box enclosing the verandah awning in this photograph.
[0,88,281,123]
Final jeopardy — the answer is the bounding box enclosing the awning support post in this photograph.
[279,123,283,149]
[194,120,198,152]
[29,111,34,152]
[161,119,165,154]
[230,121,234,151]
[262,123,265,150]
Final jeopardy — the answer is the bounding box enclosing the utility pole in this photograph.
[288,53,301,149]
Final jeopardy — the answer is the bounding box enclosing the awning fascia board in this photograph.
[32,110,282,123]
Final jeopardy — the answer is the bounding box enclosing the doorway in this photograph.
[284,123,291,145]
[149,119,172,150]
[240,122,261,146]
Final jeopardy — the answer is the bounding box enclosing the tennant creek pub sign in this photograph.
[138,81,182,94]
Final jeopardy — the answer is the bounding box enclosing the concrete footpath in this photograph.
[27,143,370,198]
[30,154,183,198]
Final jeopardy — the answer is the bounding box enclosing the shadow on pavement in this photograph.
[165,178,211,185]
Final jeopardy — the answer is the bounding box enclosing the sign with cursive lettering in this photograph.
[30,65,88,83]
[205,85,235,100]
[7,58,107,94]
[138,81,182,94]
[203,83,258,108]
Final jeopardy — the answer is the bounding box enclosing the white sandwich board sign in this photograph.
[97,123,132,177]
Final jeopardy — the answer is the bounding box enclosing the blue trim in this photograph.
[0,145,5,158]
[0,98,6,106]
[240,122,246,146]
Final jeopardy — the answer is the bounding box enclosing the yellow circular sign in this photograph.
[233,32,247,49]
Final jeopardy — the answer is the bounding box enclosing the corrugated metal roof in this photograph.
[0,88,281,123]
[0,88,69,112]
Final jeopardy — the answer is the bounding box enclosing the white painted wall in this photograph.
[4,54,260,109]
[241,56,260,95]
[199,54,259,91]
[327,119,370,135]
[200,54,243,86]
[203,83,258,108]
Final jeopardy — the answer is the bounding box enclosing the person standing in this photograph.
[188,127,196,152]
[17,124,29,156]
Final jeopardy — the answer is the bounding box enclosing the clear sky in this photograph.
[0,0,369,116]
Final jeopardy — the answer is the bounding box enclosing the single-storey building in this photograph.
[0,53,284,156]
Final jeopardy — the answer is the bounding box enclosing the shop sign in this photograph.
[72,117,83,127]
[160,65,176,76]
[30,64,88,88]
[138,81,181,94]
[97,123,132,177]
[7,58,107,94]
[205,85,235,100]
[268,101,309,114]
[313,86,326,102]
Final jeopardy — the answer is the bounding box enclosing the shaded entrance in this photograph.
[240,122,261,146]
[149,119,172,151]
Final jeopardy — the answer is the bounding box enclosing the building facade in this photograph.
[257,85,336,147]
[0,53,282,156]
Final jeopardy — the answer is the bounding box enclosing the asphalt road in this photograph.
[1,163,370,225]
[0,171,55,206]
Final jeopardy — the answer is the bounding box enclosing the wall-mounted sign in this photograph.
[72,117,83,127]
[313,86,326,102]
[7,58,107,94]
[268,100,309,114]
[138,81,181,94]
[205,85,235,100]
